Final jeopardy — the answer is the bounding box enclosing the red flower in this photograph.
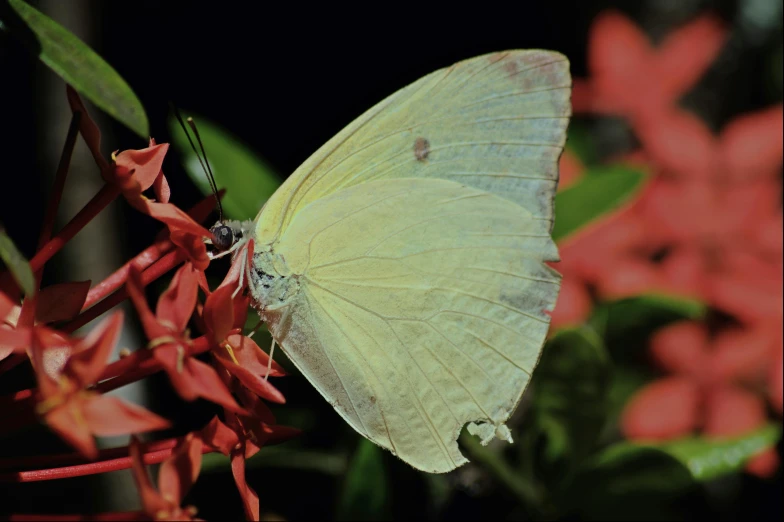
[703,386,779,478]
[621,376,701,441]
[126,262,244,413]
[557,149,585,190]
[573,11,726,122]
[33,312,170,459]
[130,434,203,521]
[648,321,709,378]
[201,246,286,404]
[199,388,300,521]
[635,105,783,240]
[67,87,212,270]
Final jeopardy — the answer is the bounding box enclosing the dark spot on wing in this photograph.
[414,137,430,162]
[503,59,518,76]
[370,395,376,404]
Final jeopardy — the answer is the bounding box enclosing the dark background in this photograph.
[1,0,781,520]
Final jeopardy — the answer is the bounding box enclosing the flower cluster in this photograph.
[0,87,296,520]
[551,11,782,477]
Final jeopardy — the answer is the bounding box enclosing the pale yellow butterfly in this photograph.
[210,50,572,473]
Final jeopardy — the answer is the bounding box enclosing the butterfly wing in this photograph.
[252,50,571,472]
[254,50,571,244]
[264,178,560,473]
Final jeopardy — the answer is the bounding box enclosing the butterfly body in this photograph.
[217,50,572,473]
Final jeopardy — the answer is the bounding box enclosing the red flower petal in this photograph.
[703,386,766,437]
[198,416,240,455]
[113,144,170,192]
[156,263,199,333]
[549,277,592,329]
[558,150,585,190]
[648,321,709,376]
[215,353,286,404]
[82,394,170,437]
[149,138,172,204]
[159,434,203,505]
[708,327,777,384]
[621,376,700,441]
[45,400,98,460]
[183,357,245,413]
[659,246,708,300]
[130,436,169,515]
[170,229,211,272]
[231,442,259,522]
[217,333,285,380]
[154,345,201,402]
[656,15,727,101]
[745,448,780,478]
[126,266,169,341]
[707,268,783,325]
[589,11,650,90]
[64,311,124,387]
[634,109,715,178]
[31,328,65,399]
[594,258,664,300]
[0,325,33,355]
[203,286,238,346]
[145,202,211,238]
[721,105,783,181]
[637,177,715,242]
[34,281,91,324]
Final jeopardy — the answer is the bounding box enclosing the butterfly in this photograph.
[209,50,571,473]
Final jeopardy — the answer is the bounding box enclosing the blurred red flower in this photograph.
[573,11,726,123]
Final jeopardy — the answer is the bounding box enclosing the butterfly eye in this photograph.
[210,224,235,251]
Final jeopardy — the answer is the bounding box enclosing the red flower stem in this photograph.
[0,335,211,423]
[33,184,122,273]
[0,436,179,471]
[38,111,82,251]
[82,191,218,311]
[0,183,122,293]
[0,442,218,483]
[62,249,187,334]
[96,335,212,394]
[82,237,176,310]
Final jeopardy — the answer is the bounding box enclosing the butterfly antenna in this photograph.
[170,103,224,222]
[186,117,222,221]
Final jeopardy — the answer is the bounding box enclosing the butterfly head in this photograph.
[206,219,254,260]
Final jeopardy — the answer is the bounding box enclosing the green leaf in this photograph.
[0,228,35,296]
[169,113,281,221]
[601,365,654,440]
[337,439,390,521]
[553,165,646,242]
[565,444,695,520]
[531,326,611,484]
[564,121,598,166]
[635,423,781,481]
[5,0,148,137]
[591,293,707,364]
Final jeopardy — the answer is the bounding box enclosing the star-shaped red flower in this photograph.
[126,262,244,413]
[32,312,170,459]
